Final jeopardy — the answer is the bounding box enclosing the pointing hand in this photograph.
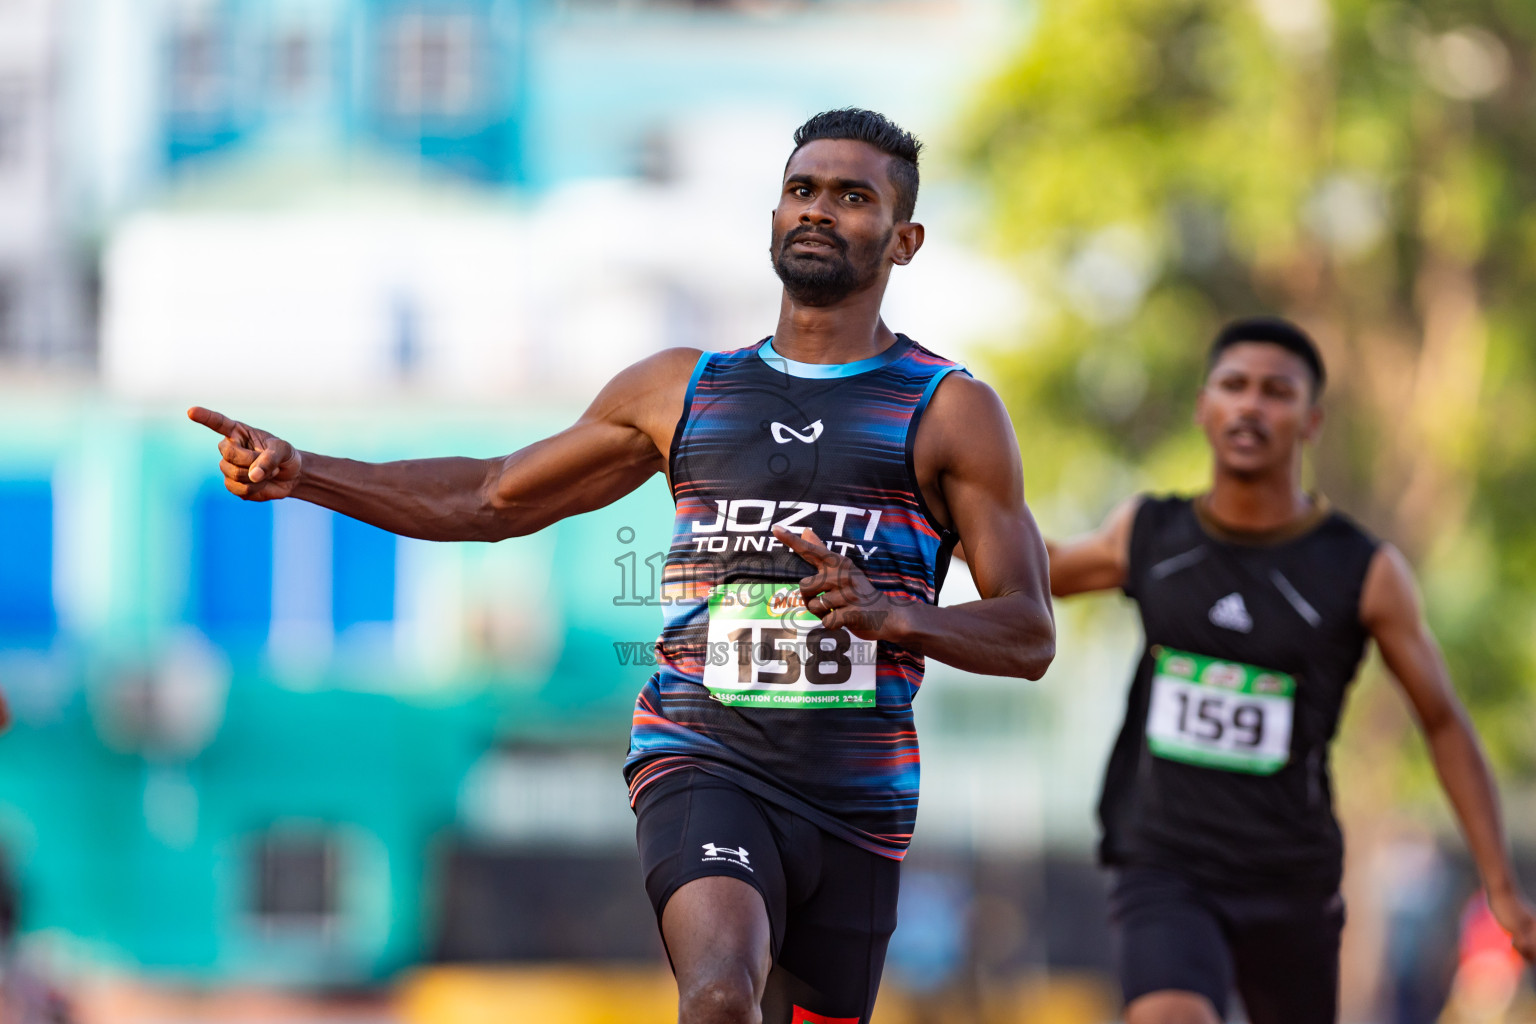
[773,525,902,641]
[188,407,303,501]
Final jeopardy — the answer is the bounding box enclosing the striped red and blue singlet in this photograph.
[623,334,966,859]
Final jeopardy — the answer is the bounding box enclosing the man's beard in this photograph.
[770,225,891,307]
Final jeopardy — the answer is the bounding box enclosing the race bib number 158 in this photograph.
[1145,646,1296,775]
[702,582,877,709]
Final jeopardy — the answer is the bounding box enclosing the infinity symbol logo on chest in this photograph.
[770,419,824,444]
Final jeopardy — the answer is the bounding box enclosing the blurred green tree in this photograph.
[962,0,1536,776]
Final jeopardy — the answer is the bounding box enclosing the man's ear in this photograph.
[1193,387,1207,427]
[1301,402,1324,444]
[890,222,925,266]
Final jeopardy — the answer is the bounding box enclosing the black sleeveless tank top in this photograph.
[1099,495,1380,892]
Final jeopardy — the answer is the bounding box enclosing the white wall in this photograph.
[101,116,1028,402]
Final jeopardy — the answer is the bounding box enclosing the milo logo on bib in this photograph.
[702,582,878,708]
[1145,646,1296,775]
[768,588,800,617]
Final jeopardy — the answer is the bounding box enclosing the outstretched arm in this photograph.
[1044,496,1141,597]
[190,348,698,542]
[1363,543,1536,959]
[779,375,1054,680]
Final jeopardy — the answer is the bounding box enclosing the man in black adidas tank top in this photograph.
[185,109,1055,1024]
[1048,318,1536,1024]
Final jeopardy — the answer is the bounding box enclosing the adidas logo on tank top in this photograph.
[1209,592,1253,633]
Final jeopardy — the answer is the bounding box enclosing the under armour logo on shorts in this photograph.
[701,843,752,869]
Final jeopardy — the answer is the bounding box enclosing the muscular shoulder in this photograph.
[570,347,705,462]
[585,347,703,422]
[928,371,1005,417]
[611,347,705,398]
[1359,542,1419,633]
[922,373,1017,466]
[907,372,1021,529]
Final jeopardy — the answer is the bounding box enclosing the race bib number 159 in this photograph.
[1145,646,1295,775]
[702,582,877,709]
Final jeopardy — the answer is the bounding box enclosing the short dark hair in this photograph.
[1207,316,1326,397]
[790,108,922,222]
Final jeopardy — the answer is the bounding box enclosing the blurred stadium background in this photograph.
[0,0,1532,1021]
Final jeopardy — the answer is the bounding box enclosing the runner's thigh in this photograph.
[1227,890,1344,1024]
[1109,866,1233,1019]
[636,767,789,957]
[761,821,900,1024]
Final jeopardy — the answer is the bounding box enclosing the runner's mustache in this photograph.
[782,226,848,253]
[1227,417,1269,440]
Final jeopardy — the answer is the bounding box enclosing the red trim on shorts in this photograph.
[792,1007,859,1024]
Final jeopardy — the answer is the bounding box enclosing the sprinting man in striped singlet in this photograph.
[188,108,1055,1024]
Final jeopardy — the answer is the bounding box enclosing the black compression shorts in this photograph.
[1109,865,1345,1024]
[634,766,900,1024]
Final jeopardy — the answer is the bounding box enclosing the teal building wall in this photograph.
[0,397,673,982]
